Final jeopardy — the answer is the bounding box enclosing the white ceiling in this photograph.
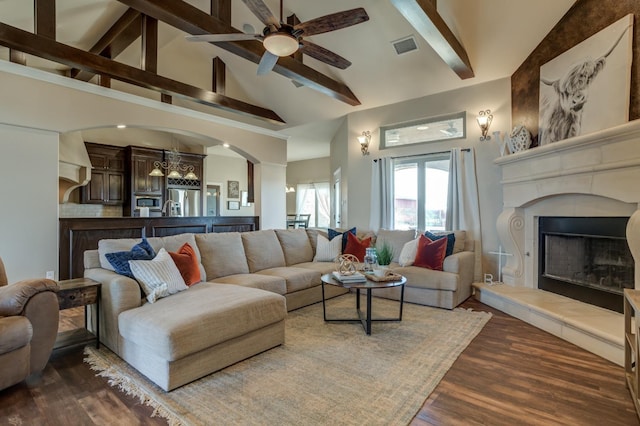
[0,0,577,161]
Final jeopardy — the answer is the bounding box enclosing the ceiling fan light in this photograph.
[263,33,299,56]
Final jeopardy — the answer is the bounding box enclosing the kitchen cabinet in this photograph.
[129,147,164,195]
[125,147,165,217]
[82,143,125,205]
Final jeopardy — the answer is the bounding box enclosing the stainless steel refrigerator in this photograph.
[166,188,201,217]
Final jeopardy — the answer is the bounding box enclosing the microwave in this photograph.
[135,196,161,208]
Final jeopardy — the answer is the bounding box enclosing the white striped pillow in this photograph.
[313,234,342,262]
[129,248,188,303]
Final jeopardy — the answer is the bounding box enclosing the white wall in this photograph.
[0,124,58,281]
[205,154,255,216]
[254,163,287,230]
[334,78,511,277]
[285,157,331,213]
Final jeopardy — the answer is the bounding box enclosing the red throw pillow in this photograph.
[413,235,447,271]
[343,232,372,262]
[168,243,201,286]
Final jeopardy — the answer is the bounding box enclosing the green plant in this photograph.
[375,242,394,266]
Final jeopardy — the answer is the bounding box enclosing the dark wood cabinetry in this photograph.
[129,147,164,195]
[82,143,125,205]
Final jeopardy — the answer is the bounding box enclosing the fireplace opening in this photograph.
[538,216,633,313]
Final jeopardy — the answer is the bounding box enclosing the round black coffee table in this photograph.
[320,273,406,335]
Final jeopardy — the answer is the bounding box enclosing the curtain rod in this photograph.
[390,147,470,160]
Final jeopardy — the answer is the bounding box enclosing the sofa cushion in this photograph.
[210,274,287,295]
[118,283,286,361]
[195,233,250,279]
[375,229,416,263]
[424,231,455,257]
[168,242,201,286]
[343,232,371,262]
[414,235,447,271]
[295,261,336,275]
[256,267,320,293]
[242,230,286,272]
[428,230,466,254]
[129,248,188,303]
[328,227,356,252]
[313,234,342,262]
[275,229,314,265]
[398,237,419,267]
[104,238,156,278]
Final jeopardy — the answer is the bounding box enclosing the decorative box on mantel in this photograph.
[494,119,640,292]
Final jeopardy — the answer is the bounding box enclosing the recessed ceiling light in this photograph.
[416,126,429,130]
[223,143,230,148]
[116,124,126,129]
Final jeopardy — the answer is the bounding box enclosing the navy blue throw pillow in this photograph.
[105,238,156,278]
[424,231,455,257]
[328,227,356,253]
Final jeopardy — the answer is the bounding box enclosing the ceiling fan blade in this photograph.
[295,8,369,36]
[257,51,279,75]
[241,0,280,28]
[300,41,351,70]
[186,33,261,43]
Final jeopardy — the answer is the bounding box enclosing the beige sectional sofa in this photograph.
[84,228,475,391]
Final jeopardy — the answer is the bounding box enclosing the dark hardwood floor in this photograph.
[1,299,638,425]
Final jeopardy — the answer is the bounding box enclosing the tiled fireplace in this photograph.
[495,120,640,302]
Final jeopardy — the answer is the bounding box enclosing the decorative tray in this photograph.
[366,272,403,282]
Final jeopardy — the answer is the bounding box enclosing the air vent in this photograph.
[391,36,418,55]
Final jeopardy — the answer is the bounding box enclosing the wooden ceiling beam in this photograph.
[35,0,56,39]
[116,0,361,106]
[70,8,143,81]
[141,15,158,73]
[0,22,285,125]
[211,0,229,95]
[391,0,474,79]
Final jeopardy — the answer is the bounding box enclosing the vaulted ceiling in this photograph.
[0,0,576,161]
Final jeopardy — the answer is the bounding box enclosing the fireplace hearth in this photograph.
[538,216,633,313]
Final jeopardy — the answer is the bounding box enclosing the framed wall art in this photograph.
[538,14,633,145]
[228,200,240,210]
[227,180,239,199]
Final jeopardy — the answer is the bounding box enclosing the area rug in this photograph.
[84,294,491,426]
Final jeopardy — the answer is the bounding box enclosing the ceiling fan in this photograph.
[186,0,369,75]
[440,123,459,137]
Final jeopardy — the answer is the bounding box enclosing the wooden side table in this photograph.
[55,277,101,350]
[624,289,640,420]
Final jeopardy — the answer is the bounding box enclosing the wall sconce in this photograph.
[476,110,493,141]
[357,131,371,155]
[285,185,295,193]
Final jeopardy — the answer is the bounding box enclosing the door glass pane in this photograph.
[394,163,417,230]
[423,160,449,230]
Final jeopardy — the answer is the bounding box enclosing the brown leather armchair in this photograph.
[0,257,59,390]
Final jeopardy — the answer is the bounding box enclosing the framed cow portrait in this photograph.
[538,14,633,146]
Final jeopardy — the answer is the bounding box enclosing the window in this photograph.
[380,112,466,149]
[296,182,330,227]
[393,153,450,231]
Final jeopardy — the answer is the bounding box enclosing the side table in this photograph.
[55,277,101,350]
[624,289,640,420]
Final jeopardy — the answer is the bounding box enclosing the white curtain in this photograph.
[447,147,483,280]
[296,184,312,215]
[369,157,393,232]
[315,182,331,227]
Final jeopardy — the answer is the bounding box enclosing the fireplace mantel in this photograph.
[494,119,640,288]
